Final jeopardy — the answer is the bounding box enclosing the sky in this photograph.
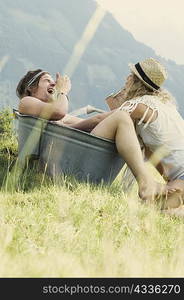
[96,0,184,65]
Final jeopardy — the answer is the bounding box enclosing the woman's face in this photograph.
[31,74,56,102]
[121,73,134,99]
[124,74,134,89]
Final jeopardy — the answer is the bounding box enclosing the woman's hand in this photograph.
[55,72,71,95]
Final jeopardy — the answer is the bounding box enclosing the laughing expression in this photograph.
[32,74,56,102]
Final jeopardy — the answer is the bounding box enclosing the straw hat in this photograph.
[129,57,168,91]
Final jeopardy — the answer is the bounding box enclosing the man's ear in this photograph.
[25,86,32,96]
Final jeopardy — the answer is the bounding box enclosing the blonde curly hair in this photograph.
[106,73,177,109]
[125,73,176,104]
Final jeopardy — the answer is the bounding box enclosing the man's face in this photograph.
[32,74,56,102]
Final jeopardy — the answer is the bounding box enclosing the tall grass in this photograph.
[0,109,184,277]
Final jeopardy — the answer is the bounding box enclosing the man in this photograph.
[17,70,70,120]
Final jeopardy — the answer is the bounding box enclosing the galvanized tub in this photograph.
[15,111,125,184]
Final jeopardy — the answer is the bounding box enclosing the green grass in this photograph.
[0,166,184,278]
[0,110,184,277]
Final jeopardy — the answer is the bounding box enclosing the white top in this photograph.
[119,95,184,180]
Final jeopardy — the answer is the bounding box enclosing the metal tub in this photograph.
[15,112,125,184]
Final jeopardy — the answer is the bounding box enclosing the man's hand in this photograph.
[55,72,71,95]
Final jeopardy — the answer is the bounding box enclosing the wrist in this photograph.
[56,91,69,101]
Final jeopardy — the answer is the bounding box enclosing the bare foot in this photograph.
[161,187,183,209]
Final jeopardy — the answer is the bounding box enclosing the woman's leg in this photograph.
[91,110,166,201]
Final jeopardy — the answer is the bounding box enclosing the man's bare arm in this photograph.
[18,73,71,120]
[69,111,114,132]
[19,95,68,120]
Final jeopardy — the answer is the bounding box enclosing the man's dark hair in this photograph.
[16,69,49,99]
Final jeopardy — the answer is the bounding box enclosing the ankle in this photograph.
[136,173,154,185]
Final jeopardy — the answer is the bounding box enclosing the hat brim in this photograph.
[129,63,159,91]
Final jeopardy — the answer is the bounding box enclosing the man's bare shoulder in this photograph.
[20,96,43,104]
[19,96,45,116]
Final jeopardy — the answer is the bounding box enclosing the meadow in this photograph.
[0,109,184,278]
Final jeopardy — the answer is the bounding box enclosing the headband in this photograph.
[27,71,47,87]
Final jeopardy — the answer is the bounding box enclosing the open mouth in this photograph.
[47,88,55,94]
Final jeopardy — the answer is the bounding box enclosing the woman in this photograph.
[71,58,184,214]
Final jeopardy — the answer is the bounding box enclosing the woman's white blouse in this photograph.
[119,95,184,180]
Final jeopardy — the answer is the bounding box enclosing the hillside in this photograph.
[0,0,184,115]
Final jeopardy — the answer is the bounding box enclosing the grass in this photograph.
[1,166,184,278]
[0,110,184,278]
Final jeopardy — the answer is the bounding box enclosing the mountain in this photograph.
[0,0,184,116]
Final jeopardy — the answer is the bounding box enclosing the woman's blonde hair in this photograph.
[124,73,177,106]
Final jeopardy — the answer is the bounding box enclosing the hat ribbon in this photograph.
[135,63,160,90]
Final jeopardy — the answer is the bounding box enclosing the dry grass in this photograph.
[0,169,184,278]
